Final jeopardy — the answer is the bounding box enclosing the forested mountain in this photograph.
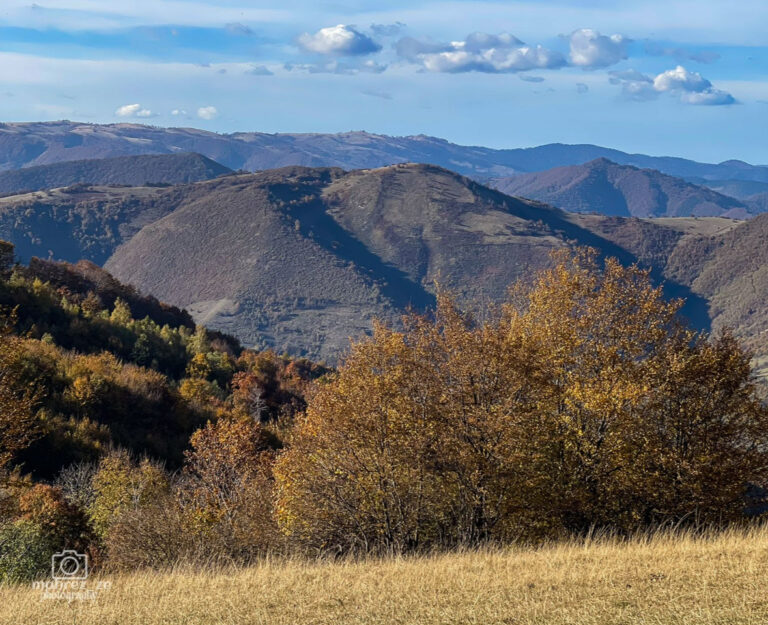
[0,153,231,195]
[489,158,753,218]
[0,121,766,184]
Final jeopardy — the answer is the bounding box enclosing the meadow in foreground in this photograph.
[2,526,767,625]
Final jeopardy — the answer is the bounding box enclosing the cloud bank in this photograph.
[396,32,566,73]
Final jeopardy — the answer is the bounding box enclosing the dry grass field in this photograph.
[2,527,768,625]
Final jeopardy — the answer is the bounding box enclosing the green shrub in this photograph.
[0,520,53,583]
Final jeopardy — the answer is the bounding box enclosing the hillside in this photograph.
[5,528,768,624]
[0,152,232,195]
[489,158,753,218]
[689,178,768,200]
[102,164,714,360]
[747,192,768,213]
[0,121,766,183]
[0,184,177,263]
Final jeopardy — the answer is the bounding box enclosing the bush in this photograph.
[105,494,193,570]
[0,520,53,582]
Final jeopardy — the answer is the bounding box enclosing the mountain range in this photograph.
[1,121,766,185]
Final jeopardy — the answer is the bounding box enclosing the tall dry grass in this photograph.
[2,526,768,625]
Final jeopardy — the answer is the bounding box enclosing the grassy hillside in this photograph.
[3,527,767,624]
[0,153,232,195]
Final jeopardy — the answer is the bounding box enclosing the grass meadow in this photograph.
[2,526,768,625]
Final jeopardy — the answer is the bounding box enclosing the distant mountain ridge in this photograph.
[0,121,765,184]
[490,158,753,218]
[0,152,232,195]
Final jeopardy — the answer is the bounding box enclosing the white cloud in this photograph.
[396,32,565,73]
[171,109,187,116]
[115,103,153,117]
[680,89,735,105]
[653,65,711,93]
[569,28,629,68]
[197,106,218,120]
[298,24,381,56]
[610,65,735,105]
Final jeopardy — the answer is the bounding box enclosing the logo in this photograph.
[33,549,110,602]
[51,550,89,581]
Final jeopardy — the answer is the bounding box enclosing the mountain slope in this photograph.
[0,121,766,183]
[103,164,712,360]
[0,184,178,264]
[489,159,752,218]
[688,178,768,200]
[0,152,232,195]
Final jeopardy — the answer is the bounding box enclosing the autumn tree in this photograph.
[275,248,768,552]
[180,415,277,560]
[0,310,39,472]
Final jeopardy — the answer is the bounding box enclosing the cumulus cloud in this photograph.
[569,28,629,68]
[679,90,736,105]
[610,65,735,105]
[396,32,565,74]
[115,103,153,118]
[197,106,218,119]
[171,109,187,116]
[298,24,381,56]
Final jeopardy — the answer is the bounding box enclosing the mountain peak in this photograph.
[491,159,750,218]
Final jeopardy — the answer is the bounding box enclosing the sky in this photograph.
[0,0,766,163]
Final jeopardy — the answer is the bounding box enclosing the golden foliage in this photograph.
[276,249,768,552]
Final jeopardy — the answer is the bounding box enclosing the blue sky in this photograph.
[0,0,766,163]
